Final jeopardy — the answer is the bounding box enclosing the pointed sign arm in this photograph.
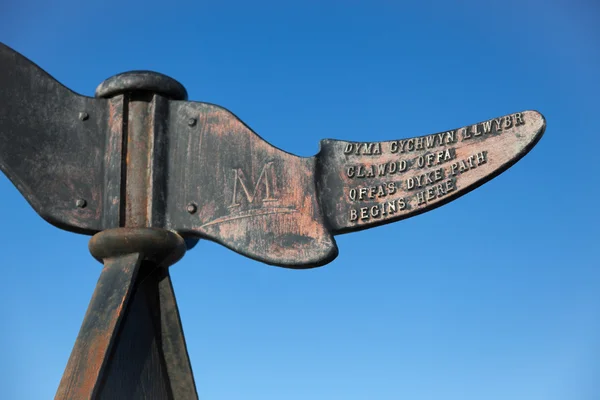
[314,110,546,234]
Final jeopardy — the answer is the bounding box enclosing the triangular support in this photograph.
[55,228,198,400]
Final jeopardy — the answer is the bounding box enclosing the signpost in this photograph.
[0,42,546,399]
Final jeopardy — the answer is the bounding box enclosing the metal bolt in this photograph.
[79,112,89,121]
[76,199,87,208]
[187,118,197,127]
[186,203,197,214]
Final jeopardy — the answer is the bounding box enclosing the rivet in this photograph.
[79,112,89,121]
[188,118,197,127]
[76,199,87,208]
[186,203,197,214]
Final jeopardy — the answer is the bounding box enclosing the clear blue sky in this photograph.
[1,1,599,399]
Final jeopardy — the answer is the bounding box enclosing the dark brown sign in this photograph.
[0,42,545,269]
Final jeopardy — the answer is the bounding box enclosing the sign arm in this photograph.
[0,43,107,234]
[315,110,546,234]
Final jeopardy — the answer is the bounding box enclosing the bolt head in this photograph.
[187,203,197,214]
[188,118,197,127]
[79,112,89,121]
[76,199,87,208]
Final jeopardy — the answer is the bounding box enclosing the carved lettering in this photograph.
[347,166,355,178]
[229,162,278,207]
[344,142,382,156]
[406,167,445,190]
[462,113,526,141]
[514,112,524,126]
[390,130,456,154]
[415,179,455,206]
[476,151,487,165]
[346,160,407,179]
[493,118,503,132]
[349,198,407,222]
[461,127,471,140]
[446,130,456,143]
[415,148,456,169]
[348,182,397,201]
[344,112,530,223]
[482,120,493,134]
[449,151,488,176]
[360,207,369,220]
[426,135,435,148]
[415,137,424,150]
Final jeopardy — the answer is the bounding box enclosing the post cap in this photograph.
[95,71,188,100]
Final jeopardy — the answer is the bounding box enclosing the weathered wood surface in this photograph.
[0,42,545,268]
[55,253,143,399]
[316,110,545,233]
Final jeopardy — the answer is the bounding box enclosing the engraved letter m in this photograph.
[229,162,278,207]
